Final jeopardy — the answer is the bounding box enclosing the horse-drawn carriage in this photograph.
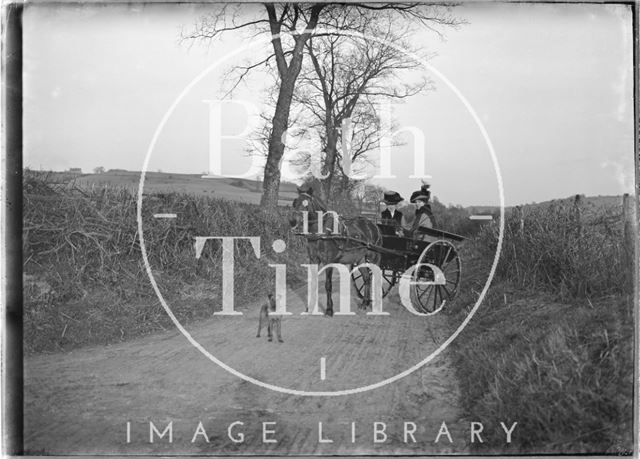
[350,223,464,314]
[290,189,465,316]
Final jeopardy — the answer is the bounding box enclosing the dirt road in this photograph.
[24,282,470,455]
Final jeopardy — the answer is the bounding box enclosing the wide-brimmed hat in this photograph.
[410,184,431,200]
[410,192,430,203]
[383,191,403,205]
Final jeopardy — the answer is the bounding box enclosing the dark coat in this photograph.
[411,204,436,233]
[381,209,403,224]
[380,209,403,235]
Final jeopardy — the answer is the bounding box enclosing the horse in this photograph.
[289,187,382,316]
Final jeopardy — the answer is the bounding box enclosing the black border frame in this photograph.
[3,1,639,457]
[4,2,24,456]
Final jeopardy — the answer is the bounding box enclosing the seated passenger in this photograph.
[380,191,404,236]
[404,191,436,240]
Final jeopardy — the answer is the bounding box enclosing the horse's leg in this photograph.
[360,263,372,310]
[306,250,320,313]
[325,266,334,317]
[369,252,382,310]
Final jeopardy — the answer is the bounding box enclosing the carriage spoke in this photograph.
[419,287,433,313]
[444,269,460,280]
[381,271,396,297]
[440,246,452,266]
[441,259,459,286]
[441,256,458,270]
[442,287,453,304]
[420,289,433,312]
[418,284,432,301]
[441,258,459,273]
[351,265,368,299]
[444,269,460,279]
[429,286,442,312]
[393,238,461,313]
[441,264,455,279]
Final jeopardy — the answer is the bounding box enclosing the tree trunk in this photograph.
[260,77,296,209]
[321,127,338,203]
[260,4,325,210]
[322,109,354,204]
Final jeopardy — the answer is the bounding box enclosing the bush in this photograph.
[474,198,630,299]
[23,171,307,353]
[431,198,489,238]
[448,196,634,453]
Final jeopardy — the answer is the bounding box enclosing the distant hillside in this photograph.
[460,194,625,216]
[26,171,627,212]
[515,194,624,213]
[30,170,300,206]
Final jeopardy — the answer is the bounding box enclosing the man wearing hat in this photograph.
[380,191,404,235]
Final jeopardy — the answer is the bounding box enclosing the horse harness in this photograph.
[296,193,378,260]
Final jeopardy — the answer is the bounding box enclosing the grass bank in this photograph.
[23,172,307,354]
[447,198,635,454]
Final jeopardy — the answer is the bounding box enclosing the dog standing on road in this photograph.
[256,293,283,343]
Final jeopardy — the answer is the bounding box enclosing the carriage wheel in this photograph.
[411,240,461,313]
[351,266,396,299]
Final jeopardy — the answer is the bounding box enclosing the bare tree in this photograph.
[281,6,461,203]
[184,4,326,209]
[183,3,460,210]
[295,8,435,201]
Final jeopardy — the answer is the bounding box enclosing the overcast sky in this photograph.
[23,2,635,207]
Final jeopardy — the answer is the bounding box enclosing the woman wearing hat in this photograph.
[404,188,436,240]
[380,191,404,235]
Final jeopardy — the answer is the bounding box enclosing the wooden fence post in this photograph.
[514,205,524,234]
[573,194,583,237]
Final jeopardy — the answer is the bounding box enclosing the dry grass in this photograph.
[476,197,631,299]
[451,286,634,454]
[23,171,307,353]
[447,197,635,454]
[431,199,488,237]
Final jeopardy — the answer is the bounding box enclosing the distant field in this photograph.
[35,170,300,206]
[28,170,625,214]
[468,195,624,216]
[520,194,624,211]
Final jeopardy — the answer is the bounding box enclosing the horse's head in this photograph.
[289,187,325,233]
